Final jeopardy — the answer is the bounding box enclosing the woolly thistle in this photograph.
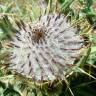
[9,13,84,83]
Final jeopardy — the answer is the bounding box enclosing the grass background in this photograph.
[0,0,96,96]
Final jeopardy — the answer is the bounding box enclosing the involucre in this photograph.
[9,13,84,82]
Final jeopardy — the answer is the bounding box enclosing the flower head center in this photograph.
[32,23,46,43]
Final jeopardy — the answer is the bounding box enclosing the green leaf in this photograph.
[61,0,74,12]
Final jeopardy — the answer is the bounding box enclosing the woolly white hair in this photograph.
[9,13,84,82]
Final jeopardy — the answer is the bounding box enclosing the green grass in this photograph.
[0,0,96,96]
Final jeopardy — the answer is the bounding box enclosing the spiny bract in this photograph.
[9,13,84,82]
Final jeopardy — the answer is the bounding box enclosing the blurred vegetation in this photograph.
[0,0,96,96]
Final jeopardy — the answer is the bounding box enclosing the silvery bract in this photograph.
[9,13,84,82]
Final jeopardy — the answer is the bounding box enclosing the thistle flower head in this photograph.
[9,13,84,82]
